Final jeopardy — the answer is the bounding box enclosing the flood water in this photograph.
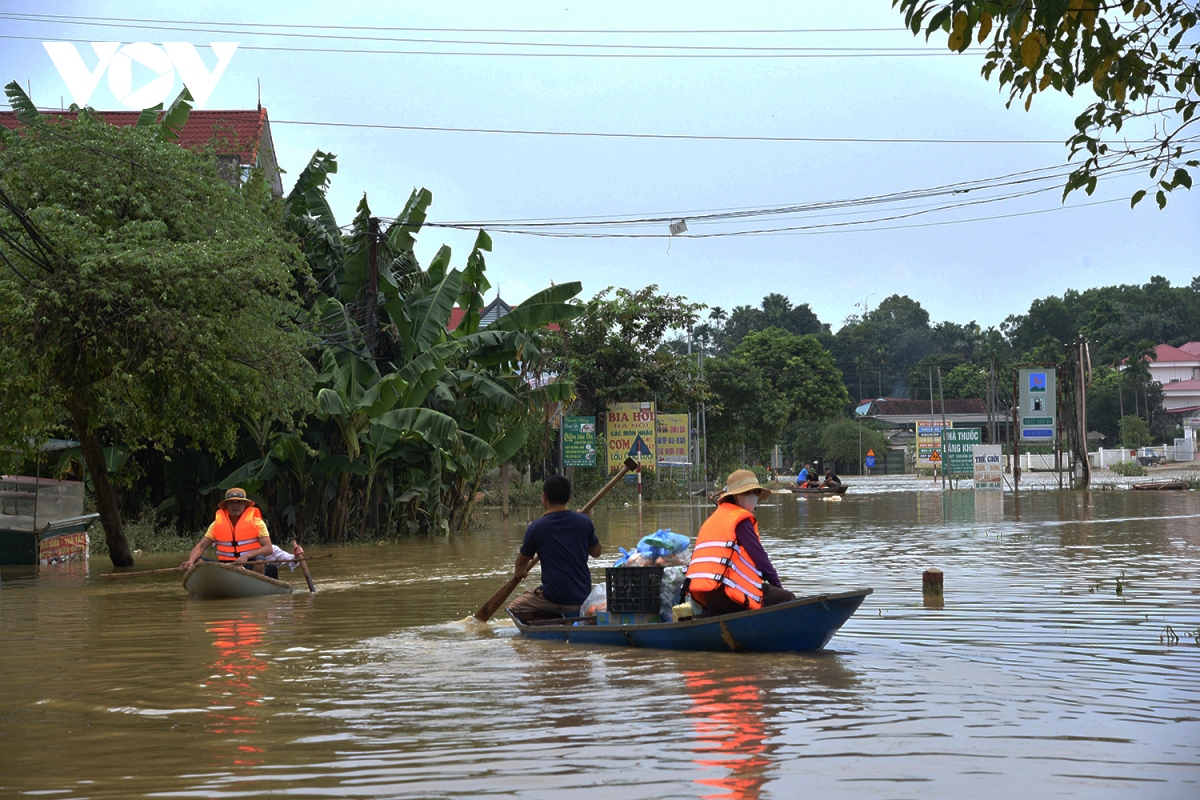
[2,482,1199,799]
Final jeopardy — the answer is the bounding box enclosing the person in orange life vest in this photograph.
[686,470,796,614]
[179,488,291,579]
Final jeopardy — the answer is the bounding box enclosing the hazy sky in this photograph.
[2,1,1196,332]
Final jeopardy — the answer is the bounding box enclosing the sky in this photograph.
[1,1,1196,333]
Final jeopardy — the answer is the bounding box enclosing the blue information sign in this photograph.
[865,455,876,468]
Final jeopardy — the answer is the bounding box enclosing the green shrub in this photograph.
[1109,460,1147,477]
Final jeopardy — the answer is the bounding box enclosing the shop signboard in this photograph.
[656,413,689,466]
[917,420,951,467]
[942,428,981,475]
[606,402,656,473]
[972,444,1004,489]
[562,416,596,467]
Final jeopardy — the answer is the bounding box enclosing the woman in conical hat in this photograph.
[685,470,797,614]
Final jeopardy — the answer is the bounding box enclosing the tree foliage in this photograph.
[895,0,1200,205]
[552,285,705,417]
[0,86,312,565]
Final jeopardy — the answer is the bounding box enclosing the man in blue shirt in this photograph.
[796,463,814,488]
[507,475,602,622]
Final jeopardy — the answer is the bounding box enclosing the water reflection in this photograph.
[203,615,269,768]
[684,670,772,800]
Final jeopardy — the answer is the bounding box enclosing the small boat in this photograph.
[182,561,294,598]
[1131,480,1190,491]
[786,484,848,495]
[509,588,872,653]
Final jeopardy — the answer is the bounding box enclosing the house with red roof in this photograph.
[0,107,283,197]
[1142,343,1200,414]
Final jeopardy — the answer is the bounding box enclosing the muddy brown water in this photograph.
[2,483,1199,799]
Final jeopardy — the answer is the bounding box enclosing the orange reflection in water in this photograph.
[683,670,770,800]
[204,615,268,767]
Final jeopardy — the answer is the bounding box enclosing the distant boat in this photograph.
[182,561,294,598]
[510,588,871,653]
[1130,480,1190,491]
[786,484,848,495]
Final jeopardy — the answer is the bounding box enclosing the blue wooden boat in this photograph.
[509,588,872,653]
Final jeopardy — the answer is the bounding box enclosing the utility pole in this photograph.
[1075,337,1092,489]
[366,216,380,355]
[928,368,936,483]
[937,366,948,490]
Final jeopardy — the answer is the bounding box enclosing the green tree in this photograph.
[942,363,989,399]
[895,0,1199,206]
[735,327,849,421]
[1119,414,1151,447]
[818,420,892,470]
[0,92,312,566]
[702,355,791,479]
[553,285,704,417]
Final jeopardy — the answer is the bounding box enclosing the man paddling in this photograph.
[686,470,796,614]
[507,475,602,622]
[179,488,288,579]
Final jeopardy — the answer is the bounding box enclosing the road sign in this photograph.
[865,455,876,468]
[942,428,982,476]
[929,450,941,462]
[1018,367,1056,442]
[866,449,875,457]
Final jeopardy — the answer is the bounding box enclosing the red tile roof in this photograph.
[1161,378,1200,392]
[1152,344,1200,363]
[0,108,269,164]
[447,307,467,332]
[1177,342,1200,357]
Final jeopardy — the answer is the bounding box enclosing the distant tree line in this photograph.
[550,276,1200,477]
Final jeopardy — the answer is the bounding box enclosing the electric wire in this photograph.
[0,14,952,53]
[0,32,960,59]
[0,12,905,35]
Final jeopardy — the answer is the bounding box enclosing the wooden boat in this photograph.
[0,513,98,566]
[182,561,294,598]
[785,484,848,495]
[509,588,872,653]
[1131,480,1191,491]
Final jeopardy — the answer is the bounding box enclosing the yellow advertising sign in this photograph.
[606,402,656,473]
[656,413,689,466]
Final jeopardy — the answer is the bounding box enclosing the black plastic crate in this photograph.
[606,566,665,613]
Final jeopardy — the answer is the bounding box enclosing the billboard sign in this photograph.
[1018,367,1057,442]
[656,413,689,466]
[606,402,656,473]
[917,420,951,467]
[973,444,1004,490]
[942,428,982,475]
[562,416,596,467]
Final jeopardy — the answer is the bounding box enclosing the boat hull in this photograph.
[511,588,871,653]
[182,561,293,598]
[787,484,848,495]
[1131,480,1189,491]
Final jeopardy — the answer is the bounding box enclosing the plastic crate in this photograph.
[605,566,664,613]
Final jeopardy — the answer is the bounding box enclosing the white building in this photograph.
[1148,343,1200,414]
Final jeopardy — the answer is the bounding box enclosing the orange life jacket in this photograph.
[686,503,764,609]
[211,507,266,561]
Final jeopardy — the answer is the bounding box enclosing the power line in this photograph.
[0,32,960,59]
[0,13,952,53]
[0,12,910,36]
[271,118,1064,145]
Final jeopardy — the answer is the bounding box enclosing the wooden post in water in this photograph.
[923,567,944,595]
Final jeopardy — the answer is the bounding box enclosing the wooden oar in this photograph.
[292,540,317,594]
[472,456,640,623]
[100,553,332,579]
